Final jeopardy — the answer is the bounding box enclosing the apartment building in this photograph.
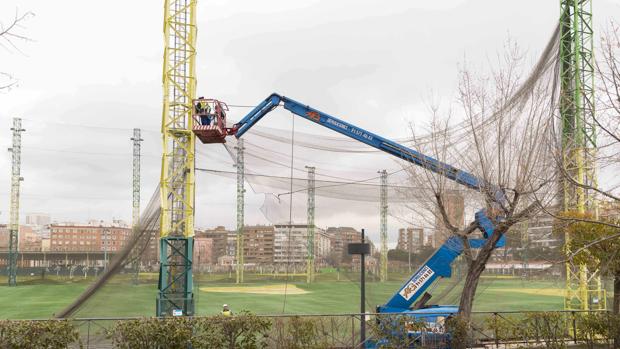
[396,227,424,253]
[243,225,275,265]
[50,223,131,252]
[273,224,331,265]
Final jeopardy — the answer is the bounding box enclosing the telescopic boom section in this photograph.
[233,93,483,190]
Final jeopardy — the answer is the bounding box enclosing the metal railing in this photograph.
[18,310,619,348]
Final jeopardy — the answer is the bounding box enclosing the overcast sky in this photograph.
[1,0,619,244]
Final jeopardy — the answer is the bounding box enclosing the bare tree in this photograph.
[404,39,559,328]
[0,9,33,90]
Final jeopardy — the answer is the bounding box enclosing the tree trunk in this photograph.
[458,257,487,316]
[454,229,505,349]
[458,229,504,319]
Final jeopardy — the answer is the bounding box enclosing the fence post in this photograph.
[86,320,91,349]
[571,311,577,344]
[352,315,356,348]
[494,312,499,348]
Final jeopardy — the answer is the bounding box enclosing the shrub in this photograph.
[109,312,271,349]
[110,317,193,349]
[576,312,620,348]
[202,312,271,349]
[0,320,80,349]
[269,316,331,349]
[522,312,567,349]
[484,314,524,343]
[369,314,432,348]
[445,315,470,349]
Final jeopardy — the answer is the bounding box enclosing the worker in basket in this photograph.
[221,304,232,316]
[195,97,213,126]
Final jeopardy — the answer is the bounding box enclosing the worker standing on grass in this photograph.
[221,304,232,316]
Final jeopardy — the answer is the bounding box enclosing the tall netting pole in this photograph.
[8,118,24,287]
[131,128,143,285]
[379,170,388,282]
[306,166,316,283]
[560,0,605,312]
[235,139,245,284]
[157,0,197,316]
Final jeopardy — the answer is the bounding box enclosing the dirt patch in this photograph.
[200,284,309,295]
[496,288,564,297]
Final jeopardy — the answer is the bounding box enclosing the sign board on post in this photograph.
[172,309,183,317]
[347,242,370,255]
[347,229,370,346]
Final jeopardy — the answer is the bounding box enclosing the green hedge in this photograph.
[0,311,616,348]
[0,320,79,348]
[485,311,620,348]
[110,311,271,349]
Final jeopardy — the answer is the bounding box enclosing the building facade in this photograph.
[273,224,330,266]
[243,225,275,265]
[49,223,131,252]
[396,227,424,253]
[25,213,51,226]
[325,226,361,254]
[194,236,214,270]
[433,191,465,247]
[199,226,233,264]
[0,224,43,251]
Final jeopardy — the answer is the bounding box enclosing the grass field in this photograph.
[0,271,567,319]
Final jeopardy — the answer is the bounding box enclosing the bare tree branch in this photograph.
[0,9,33,91]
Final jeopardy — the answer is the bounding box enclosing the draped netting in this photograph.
[55,24,563,318]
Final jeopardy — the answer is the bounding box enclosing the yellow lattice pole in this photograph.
[157,0,197,316]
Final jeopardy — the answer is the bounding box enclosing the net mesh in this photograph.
[0,24,580,319]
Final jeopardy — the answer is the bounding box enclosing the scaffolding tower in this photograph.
[306,166,316,283]
[8,118,24,287]
[379,170,388,282]
[131,128,143,285]
[235,139,245,284]
[157,0,197,316]
[559,0,605,311]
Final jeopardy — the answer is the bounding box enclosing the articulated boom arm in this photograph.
[234,94,482,190]
[232,93,505,312]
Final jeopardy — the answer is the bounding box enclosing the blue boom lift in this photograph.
[193,93,506,347]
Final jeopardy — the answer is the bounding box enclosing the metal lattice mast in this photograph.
[157,0,197,316]
[235,139,245,284]
[379,170,388,282]
[131,128,143,285]
[560,0,604,311]
[306,166,315,284]
[7,118,24,287]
